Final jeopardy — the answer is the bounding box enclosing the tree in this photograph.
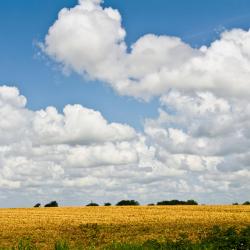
[116,200,140,206]
[243,201,250,205]
[157,199,198,205]
[186,199,198,205]
[44,201,58,207]
[86,202,99,206]
[33,203,41,208]
[104,202,111,206]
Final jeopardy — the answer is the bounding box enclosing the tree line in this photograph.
[34,199,250,207]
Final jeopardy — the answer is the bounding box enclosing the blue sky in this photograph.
[1,0,250,207]
[1,0,250,129]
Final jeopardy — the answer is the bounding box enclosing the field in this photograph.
[1,205,250,249]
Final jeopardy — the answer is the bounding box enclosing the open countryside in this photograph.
[1,205,250,249]
[2,0,250,249]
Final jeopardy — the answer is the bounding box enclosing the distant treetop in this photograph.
[44,201,58,207]
[116,200,140,206]
[86,202,99,206]
[157,199,198,205]
[243,201,250,205]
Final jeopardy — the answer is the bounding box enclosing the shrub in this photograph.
[116,200,140,206]
[203,225,250,249]
[44,201,58,207]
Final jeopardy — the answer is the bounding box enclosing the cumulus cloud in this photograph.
[0,86,140,202]
[44,0,127,83]
[1,86,250,206]
[43,0,250,100]
[32,105,135,145]
[3,0,250,205]
[144,90,250,201]
[0,86,188,206]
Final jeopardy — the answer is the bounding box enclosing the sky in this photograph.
[1,0,250,207]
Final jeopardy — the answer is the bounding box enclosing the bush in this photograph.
[157,199,198,205]
[86,202,99,206]
[116,200,140,206]
[104,202,111,206]
[202,225,250,249]
[33,203,41,208]
[44,201,58,207]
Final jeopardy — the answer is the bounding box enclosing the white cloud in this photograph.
[0,86,140,195]
[144,90,250,201]
[66,142,138,168]
[32,105,136,145]
[1,86,250,206]
[44,0,126,83]
[3,0,250,205]
[43,0,250,100]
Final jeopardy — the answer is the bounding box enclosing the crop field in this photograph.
[1,205,250,249]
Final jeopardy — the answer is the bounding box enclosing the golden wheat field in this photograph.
[1,205,250,249]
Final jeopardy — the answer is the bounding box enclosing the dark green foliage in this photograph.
[232,202,239,205]
[157,199,198,205]
[0,239,38,250]
[44,201,58,207]
[33,203,41,208]
[186,200,198,205]
[201,225,250,249]
[147,203,155,206]
[86,202,99,206]
[243,201,250,205]
[116,200,140,206]
[104,202,111,206]
[16,239,37,250]
[54,240,70,250]
[142,239,161,249]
